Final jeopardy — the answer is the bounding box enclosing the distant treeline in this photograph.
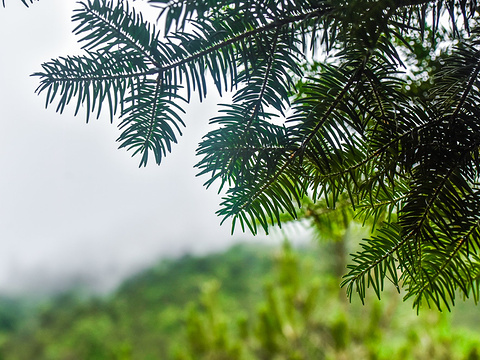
[0,241,479,359]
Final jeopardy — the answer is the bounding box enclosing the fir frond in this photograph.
[118,78,186,166]
[31,0,480,308]
[73,0,162,66]
[33,51,151,122]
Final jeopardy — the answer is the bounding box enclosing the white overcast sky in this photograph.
[0,0,309,295]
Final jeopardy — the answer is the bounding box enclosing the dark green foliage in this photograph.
[28,0,480,310]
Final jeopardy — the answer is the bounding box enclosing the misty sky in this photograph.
[0,1,308,295]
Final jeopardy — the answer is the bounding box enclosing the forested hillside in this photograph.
[0,241,479,359]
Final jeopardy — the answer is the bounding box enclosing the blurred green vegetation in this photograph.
[0,237,480,359]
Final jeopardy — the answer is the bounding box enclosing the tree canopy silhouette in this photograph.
[12,0,480,310]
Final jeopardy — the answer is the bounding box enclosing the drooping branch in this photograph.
[233,56,369,217]
[160,6,334,73]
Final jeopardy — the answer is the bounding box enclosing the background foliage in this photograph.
[1,239,480,360]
